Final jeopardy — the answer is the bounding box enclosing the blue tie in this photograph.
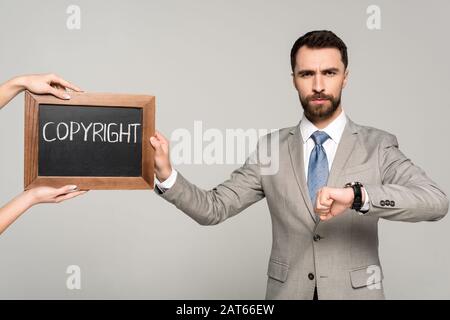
[307,131,330,217]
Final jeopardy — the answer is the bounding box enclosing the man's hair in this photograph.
[290,30,348,72]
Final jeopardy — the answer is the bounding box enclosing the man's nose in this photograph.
[312,75,325,93]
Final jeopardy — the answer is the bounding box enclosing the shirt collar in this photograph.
[300,108,347,144]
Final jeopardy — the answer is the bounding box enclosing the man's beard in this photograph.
[300,91,341,122]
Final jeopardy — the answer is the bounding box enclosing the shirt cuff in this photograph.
[359,187,370,214]
[155,169,177,190]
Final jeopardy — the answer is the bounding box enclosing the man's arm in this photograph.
[363,133,449,222]
[150,131,265,225]
[315,133,448,222]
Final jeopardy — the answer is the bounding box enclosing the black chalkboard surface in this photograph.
[39,104,143,177]
[24,91,155,190]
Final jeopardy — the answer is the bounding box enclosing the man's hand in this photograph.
[314,186,361,221]
[149,131,173,182]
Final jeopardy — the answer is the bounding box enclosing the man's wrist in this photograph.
[156,167,173,183]
[345,182,364,212]
[156,169,177,191]
[345,187,355,209]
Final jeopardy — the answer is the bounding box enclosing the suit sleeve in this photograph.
[364,134,449,222]
[154,152,265,226]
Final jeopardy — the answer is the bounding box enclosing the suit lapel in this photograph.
[287,116,359,228]
[327,117,359,187]
[288,123,317,226]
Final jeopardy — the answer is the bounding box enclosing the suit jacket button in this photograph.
[380,200,385,206]
[308,273,315,280]
[313,234,321,242]
[390,200,395,206]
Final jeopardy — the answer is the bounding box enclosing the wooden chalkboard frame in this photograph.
[24,91,155,190]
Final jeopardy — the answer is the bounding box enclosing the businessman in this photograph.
[149,30,449,299]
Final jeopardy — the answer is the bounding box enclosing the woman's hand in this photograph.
[24,185,88,206]
[0,185,88,235]
[15,73,82,99]
[0,73,82,109]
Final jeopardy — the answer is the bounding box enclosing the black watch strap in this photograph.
[345,182,364,212]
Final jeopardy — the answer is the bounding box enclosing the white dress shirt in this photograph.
[299,108,369,211]
[300,108,347,180]
[156,108,369,211]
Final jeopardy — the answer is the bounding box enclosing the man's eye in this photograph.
[325,71,336,76]
[300,73,312,78]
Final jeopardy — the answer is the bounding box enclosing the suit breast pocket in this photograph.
[341,165,378,185]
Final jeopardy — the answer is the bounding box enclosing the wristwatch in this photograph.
[345,181,364,212]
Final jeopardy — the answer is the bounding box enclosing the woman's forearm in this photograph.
[0,76,26,109]
[0,191,35,235]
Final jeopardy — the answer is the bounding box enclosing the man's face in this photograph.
[292,46,348,122]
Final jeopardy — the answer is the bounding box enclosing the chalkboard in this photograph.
[24,91,155,190]
[39,104,142,177]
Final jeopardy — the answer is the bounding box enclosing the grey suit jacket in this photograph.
[155,116,449,299]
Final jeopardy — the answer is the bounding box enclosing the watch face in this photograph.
[346,182,363,187]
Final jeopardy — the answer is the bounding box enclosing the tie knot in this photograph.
[311,131,329,145]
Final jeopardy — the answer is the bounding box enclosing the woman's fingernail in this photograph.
[64,94,71,99]
[70,185,78,190]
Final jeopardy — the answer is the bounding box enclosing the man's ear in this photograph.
[342,68,349,88]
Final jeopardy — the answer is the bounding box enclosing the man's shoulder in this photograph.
[257,125,296,144]
[351,120,398,146]
[259,120,399,146]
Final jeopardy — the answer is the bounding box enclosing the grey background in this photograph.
[0,0,449,299]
